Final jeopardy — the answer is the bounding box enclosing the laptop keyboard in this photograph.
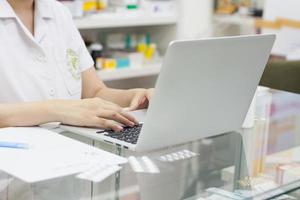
[103,124,143,144]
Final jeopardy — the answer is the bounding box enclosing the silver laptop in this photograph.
[61,34,275,152]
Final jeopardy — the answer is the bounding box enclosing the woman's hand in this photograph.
[128,89,154,111]
[52,98,138,132]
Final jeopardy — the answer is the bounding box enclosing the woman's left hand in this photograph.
[128,89,154,111]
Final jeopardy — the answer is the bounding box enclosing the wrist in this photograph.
[43,100,65,122]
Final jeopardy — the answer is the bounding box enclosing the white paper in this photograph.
[272,27,300,57]
[263,0,300,57]
[0,127,127,183]
[264,0,300,21]
[287,47,300,61]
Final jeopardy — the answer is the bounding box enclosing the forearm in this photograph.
[0,101,60,128]
[81,68,145,107]
[94,87,144,108]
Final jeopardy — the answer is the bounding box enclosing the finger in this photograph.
[95,107,138,125]
[100,110,135,127]
[129,95,144,111]
[94,101,138,124]
[140,96,147,106]
[139,97,149,109]
[122,107,130,112]
[93,118,123,132]
[120,111,139,124]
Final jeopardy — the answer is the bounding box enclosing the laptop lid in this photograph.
[136,34,275,152]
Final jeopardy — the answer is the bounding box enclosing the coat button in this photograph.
[49,88,56,96]
[36,54,47,62]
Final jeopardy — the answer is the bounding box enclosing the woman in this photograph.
[0,0,153,132]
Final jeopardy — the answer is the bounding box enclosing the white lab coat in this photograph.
[0,0,94,103]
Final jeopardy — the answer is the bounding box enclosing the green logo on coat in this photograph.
[66,49,81,81]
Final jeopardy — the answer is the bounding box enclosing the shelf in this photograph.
[98,63,161,81]
[75,12,177,29]
[213,14,256,26]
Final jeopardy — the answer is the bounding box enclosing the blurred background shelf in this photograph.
[75,13,178,29]
[213,14,256,26]
[70,0,213,88]
[97,63,162,81]
[213,14,258,36]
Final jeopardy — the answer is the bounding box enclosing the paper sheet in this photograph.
[271,27,300,58]
[263,0,300,57]
[264,0,300,21]
[0,127,127,183]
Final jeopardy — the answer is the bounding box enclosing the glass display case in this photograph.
[1,88,300,200]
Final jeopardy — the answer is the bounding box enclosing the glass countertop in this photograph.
[1,88,300,200]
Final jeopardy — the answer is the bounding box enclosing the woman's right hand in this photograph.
[51,98,138,132]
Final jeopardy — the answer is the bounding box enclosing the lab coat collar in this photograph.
[35,0,54,19]
[0,0,16,18]
[0,0,54,19]
[35,0,53,43]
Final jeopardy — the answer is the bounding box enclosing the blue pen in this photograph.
[0,141,29,149]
